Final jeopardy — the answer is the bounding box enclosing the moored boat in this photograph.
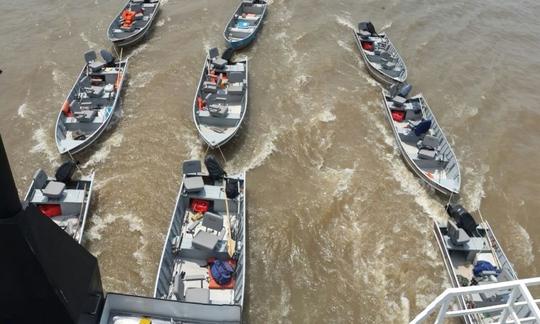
[433,204,521,324]
[23,161,94,244]
[153,157,246,322]
[107,0,161,47]
[55,50,128,155]
[223,0,268,49]
[353,21,407,86]
[193,48,248,149]
[381,86,460,195]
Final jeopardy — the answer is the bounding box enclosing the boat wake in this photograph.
[30,127,60,165]
[363,100,447,222]
[129,70,157,88]
[82,132,124,168]
[337,39,353,53]
[334,15,355,30]
[17,102,28,118]
[80,32,97,49]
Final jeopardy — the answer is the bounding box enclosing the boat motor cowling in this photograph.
[204,154,227,181]
[446,204,479,237]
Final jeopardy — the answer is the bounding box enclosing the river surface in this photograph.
[1,0,540,322]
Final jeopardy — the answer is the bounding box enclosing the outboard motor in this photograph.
[398,83,412,98]
[389,83,413,98]
[204,155,226,181]
[221,47,235,62]
[55,160,78,183]
[446,204,479,237]
[358,21,376,34]
[100,49,116,67]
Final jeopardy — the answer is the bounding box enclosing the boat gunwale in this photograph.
[380,89,461,195]
[352,29,408,84]
[107,0,161,43]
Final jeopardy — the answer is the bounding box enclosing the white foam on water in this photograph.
[294,73,311,88]
[18,103,28,118]
[274,31,287,41]
[80,32,97,49]
[86,212,144,241]
[510,222,535,267]
[363,101,447,222]
[30,127,59,164]
[242,128,279,172]
[337,39,353,53]
[334,15,355,30]
[380,21,393,31]
[127,43,148,59]
[324,166,355,197]
[130,70,157,88]
[317,109,336,123]
[462,163,488,211]
[82,132,124,168]
[156,19,165,27]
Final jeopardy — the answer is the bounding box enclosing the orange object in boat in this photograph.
[115,73,122,90]
[197,96,205,110]
[61,100,73,117]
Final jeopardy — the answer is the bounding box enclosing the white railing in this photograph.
[411,277,540,324]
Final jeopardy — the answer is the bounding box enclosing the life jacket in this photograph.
[38,204,62,218]
[191,199,209,214]
[121,9,136,28]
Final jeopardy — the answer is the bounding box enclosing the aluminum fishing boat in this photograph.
[433,204,522,324]
[353,21,407,86]
[107,0,161,47]
[193,48,248,149]
[23,162,94,244]
[55,50,128,155]
[223,0,268,49]
[381,86,460,195]
[153,157,246,322]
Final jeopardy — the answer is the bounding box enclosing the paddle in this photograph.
[222,180,236,258]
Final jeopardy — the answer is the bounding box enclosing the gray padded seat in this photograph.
[192,231,219,252]
[367,54,382,63]
[448,220,471,246]
[212,57,227,70]
[183,160,204,192]
[84,51,105,72]
[185,288,210,304]
[208,104,229,117]
[227,84,243,95]
[184,176,204,193]
[32,169,49,190]
[202,212,224,232]
[202,81,217,93]
[172,273,185,300]
[392,96,407,107]
[418,135,439,150]
[74,110,97,122]
[43,181,66,199]
[418,148,437,160]
[228,71,244,83]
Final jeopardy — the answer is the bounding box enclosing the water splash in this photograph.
[82,132,124,168]
[30,127,59,164]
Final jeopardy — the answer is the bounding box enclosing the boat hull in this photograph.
[55,59,129,155]
[107,0,161,47]
[353,30,407,87]
[380,91,460,195]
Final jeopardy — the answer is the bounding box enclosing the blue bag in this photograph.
[211,260,234,285]
[473,261,499,277]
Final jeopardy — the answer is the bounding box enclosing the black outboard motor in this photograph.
[446,204,479,237]
[204,155,227,181]
[221,47,235,63]
[358,21,376,35]
[55,160,78,183]
[389,82,413,98]
[100,49,116,67]
[398,83,412,98]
